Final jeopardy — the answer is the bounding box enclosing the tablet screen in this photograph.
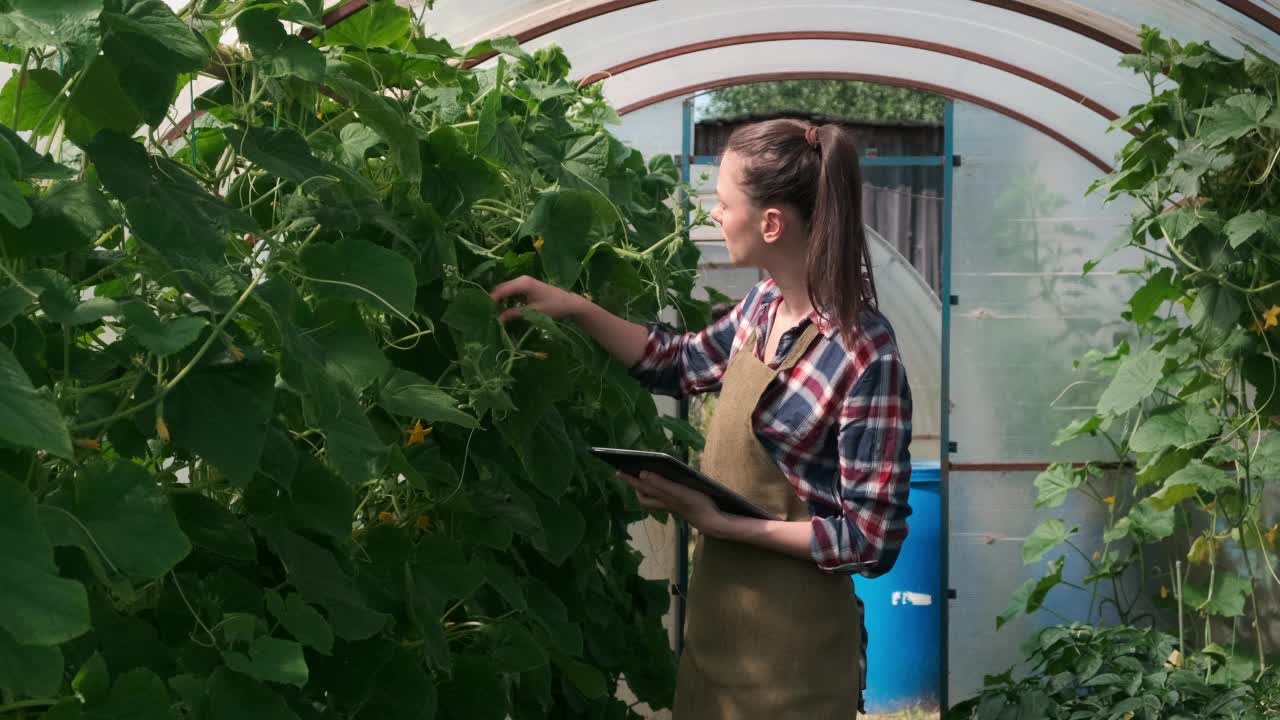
[590,447,781,521]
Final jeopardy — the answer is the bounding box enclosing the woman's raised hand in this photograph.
[489,275,585,324]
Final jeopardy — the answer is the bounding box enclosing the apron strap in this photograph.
[778,321,822,371]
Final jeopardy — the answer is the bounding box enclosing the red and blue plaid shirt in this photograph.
[629,278,912,577]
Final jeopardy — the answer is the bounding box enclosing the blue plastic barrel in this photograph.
[855,461,942,714]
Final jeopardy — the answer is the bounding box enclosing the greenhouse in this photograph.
[0,0,1277,718]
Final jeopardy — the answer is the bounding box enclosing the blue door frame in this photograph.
[676,97,956,712]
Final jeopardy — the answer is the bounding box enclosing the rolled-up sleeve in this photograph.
[810,352,913,577]
[626,288,755,399]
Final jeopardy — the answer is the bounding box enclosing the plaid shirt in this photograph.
[629,278,912,577]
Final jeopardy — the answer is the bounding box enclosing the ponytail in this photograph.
[807,124,878,345]
[725,119,877,346]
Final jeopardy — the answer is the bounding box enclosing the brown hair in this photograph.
[725,119,878,345]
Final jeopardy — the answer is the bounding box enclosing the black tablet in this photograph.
[590,447,781,521]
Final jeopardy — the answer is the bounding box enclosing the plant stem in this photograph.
[0,699,58,714]
[11,49,30,129]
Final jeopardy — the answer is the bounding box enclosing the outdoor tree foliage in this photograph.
[951,27,1280,720]
[702,79,945,124]
[0,1,708,717]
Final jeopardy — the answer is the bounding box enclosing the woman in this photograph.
[491,119,913,718]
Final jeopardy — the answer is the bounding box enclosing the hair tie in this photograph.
[804,125,821,149]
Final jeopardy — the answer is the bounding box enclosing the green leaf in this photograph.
[438,655,509,720]
[1023,519,1075,565]
[327,71,421,189]
[1197,94,1272,147]
[556,656,608,699]
[286,456,354,539]
[1135,447,1190,488]
[520,190,595,289]
[336,123,381,166]
[1129,403,1219,453]
[223,637,309,688]
[171,492,257,562]
[0,472,90,646]
[71,652,109,703]
[532,496,585,565]
[0,0,103,58]
[55,460,191,579]
[64,54,144,146]
[442,287,499,344]
[1127,499,1175,542]
[1150,461,1234,511]
[997,557,1064,629]
[100,0,210,124]
[121,302,207,356]
[256,523,389,641]
[0,124,72,179]
[266,591,333,655]
[1052,415,1103,446]
[299,237,417,316]
[166,362,275,488]
[308,373,385,485]
[1182,572,1252,617]
[311,302,389,390]
[1097,349,1164,416]
[86,668,172,720]
[1127,267,1180,324]
[487,622,547,673]
[0,180,117,257]
[224,126,371,197]
[0,286,28,327]
[1223,210,1280,248]
[207,667,302,720]
[0,67,63,133]
[380,369,479,428]
[235,7,325,82]
[321,0,410,49]
[0,341,72,457]
[0,626,63,698]
[1033,464,1082,509]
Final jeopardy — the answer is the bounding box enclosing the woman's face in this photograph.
[710,150,765,265]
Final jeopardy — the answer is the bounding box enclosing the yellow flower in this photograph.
[229,344,245,362]
[156,415,170,443]
[75,437,102,450]
[1103,496,1116,506]
[533,236,545,251]
[406,420,432,446]
[1160,585,1170,599]
[530,351,548,360]
[378,511,396,524]
[416,515,432,531]
[1092,550,1100,561]
[1267,524,1278,548]
[1265,305,1280,329]
[1253,319,1267,335]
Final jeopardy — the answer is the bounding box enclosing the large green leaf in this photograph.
[1223,209,1280,248]
[207,667,302,720]
[286,456,354,539]
[437,654,510,720]
[165,362,275,488]
[321,0,410,49]
[235,7,325,82]
[121,302,207,356]
[311,302,389,390]
[1022,519,1075,565]
[1127,267,1180,324]
[0,0,103,58]
[1182,572,1252,617]
[64,54,144,145]
[1096,348,1164,416]
[1197,94,1272,147]
[266,591,333,655]
[100,0,209,125]
[0,472,90,646]
[0,124,73,179]
[0,180,117,257]
[0,67,63,133]
[1150,461,1234,511]
[53,460,191,579]
[0,626,62,699]
[82,668,172,720]
[223,637,309,688]
[170,492,257,562]
[223,126,372,198]
[379,369,479,428]
[1033,464,1082,509]
[531,495,585,566]
[1127,499,1175,542]
[327,72,421,188]
[996,557,1064,629]
[1129,402,1220,453]
[299,237,417,316]
[0,341,72,458]
[520,190,595,289]
[307,372,385,485]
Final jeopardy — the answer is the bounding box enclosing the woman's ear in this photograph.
[760,207,786,244]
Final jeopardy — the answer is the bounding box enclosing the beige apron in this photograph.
[673,322,864,719]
